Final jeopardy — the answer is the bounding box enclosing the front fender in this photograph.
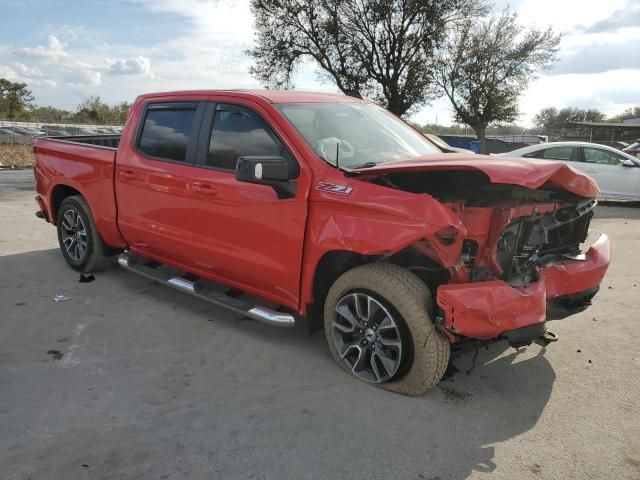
[299,181,467,313]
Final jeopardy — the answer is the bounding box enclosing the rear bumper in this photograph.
[436,234,610,340]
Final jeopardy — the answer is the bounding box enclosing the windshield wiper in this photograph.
[349,162,378,169]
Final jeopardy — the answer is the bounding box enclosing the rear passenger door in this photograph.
[116,100,205,266]
[187,101,309,308]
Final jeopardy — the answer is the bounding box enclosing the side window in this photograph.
[138,105,197,162]
[207,106,286,170]
[533,147,574,161]
[583,147,624,166]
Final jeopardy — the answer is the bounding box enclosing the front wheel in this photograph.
[324,263,450,395]
[56,195,112,272]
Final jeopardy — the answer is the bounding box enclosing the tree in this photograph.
[0,79,35,120]
[30,106,74,123]
[73,97,131,125]
[534,106,605,136]
[533,107,559,134]
[248,0,486,116]
[608,107,640,123]
[74,96,111,124]
[433,10,560,153]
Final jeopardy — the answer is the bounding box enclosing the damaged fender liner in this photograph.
[436,234,611,340]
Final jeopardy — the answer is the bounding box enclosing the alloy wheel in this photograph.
[60,208,88,262]
[332,292,403,383]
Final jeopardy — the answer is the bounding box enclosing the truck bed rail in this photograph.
[48,134,120,149]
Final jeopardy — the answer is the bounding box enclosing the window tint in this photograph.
[528,146,574,161]
[138,107,196,162]
[207,107,285,170]
[583,147,624,166]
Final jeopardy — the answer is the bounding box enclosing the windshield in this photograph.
[277,102,440,168]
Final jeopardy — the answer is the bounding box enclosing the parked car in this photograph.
[33,90,610,395]
[0,128,15,144]
[500,141,640,200]
[623,139,640,158]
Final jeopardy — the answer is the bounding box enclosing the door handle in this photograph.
[584,169,598,173]
[119,170,137,180]
[191,182,217,196]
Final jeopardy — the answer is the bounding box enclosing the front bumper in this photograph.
[436,234,610,341]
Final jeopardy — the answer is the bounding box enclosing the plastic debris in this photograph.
[53,295,70,302]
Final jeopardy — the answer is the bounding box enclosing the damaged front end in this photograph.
[358,163,611,347]
[436,200,609,346]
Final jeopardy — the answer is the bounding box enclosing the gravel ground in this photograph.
[1,170,639,480]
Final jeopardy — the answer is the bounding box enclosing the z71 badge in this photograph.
[316,181,353,195]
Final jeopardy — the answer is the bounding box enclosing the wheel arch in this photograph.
[49,182,125,252]
[50,183,83,225]
[305,247,449,334]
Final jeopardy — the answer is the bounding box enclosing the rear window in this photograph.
[138,106,196,162]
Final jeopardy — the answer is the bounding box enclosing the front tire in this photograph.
[56,195,112,272]
[324,263,450,395]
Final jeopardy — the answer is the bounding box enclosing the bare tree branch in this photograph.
[248,0,487,116]
[433,9,561,153]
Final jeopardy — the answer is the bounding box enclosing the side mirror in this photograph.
[622,159,637,167]
[235,156,296,198]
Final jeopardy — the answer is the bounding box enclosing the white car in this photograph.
[499,141,640,200]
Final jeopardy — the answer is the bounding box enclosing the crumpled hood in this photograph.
[349,154,599,198]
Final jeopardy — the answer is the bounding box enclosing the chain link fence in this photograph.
[0,120,123,145]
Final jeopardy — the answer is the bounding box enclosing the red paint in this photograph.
[437,234,610,340]
[541,233,610,298]
[33,90,611,342]
[353,155,600,198]
[437,280,548,340]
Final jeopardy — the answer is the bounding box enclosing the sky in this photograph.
[0,0,639,127]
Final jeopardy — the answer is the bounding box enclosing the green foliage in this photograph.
[433,9,560,152]
[248,0,487,116]
[73,96,131,125]
[0,82,131,125]
[29,106,75,123]
[0,79,35,120]
[534,106,606,136]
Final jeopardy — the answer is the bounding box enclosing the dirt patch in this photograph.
[0,144,34,168]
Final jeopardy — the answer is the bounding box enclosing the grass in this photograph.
[0,144,34,168]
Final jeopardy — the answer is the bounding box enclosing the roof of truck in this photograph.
[137,89,364,104]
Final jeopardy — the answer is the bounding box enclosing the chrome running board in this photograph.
[117,253,295,328]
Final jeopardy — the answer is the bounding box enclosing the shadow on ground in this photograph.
[0,248,556,479]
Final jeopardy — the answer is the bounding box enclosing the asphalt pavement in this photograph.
[1,170,639,480]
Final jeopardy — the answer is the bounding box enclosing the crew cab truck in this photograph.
[33,90,611,395]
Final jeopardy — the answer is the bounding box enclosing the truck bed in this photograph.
[33,136,125,249]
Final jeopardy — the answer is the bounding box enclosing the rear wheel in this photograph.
[324,263,450,395]
[56,196,112,272]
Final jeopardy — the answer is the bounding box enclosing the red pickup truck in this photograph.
[33,90,610,395]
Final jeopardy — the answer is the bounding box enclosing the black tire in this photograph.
[324,263,450,396]
[56,195,112,272]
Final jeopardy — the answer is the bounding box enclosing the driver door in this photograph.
[186,101,310,308]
